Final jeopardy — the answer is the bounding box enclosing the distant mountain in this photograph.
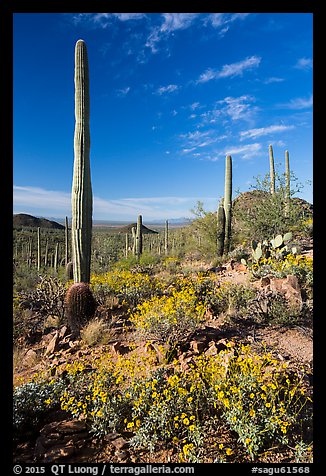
[13,214,65,230]
[117,223,159,234]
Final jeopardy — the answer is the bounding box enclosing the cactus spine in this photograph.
[269,144,276,195]
[223,155,232,254]
[71,39,93,284]
[135,215,143,258]
[285,150,290,217]
[216,198,225,257]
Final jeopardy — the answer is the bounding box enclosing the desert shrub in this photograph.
[90,270,163,310]
[50,343,312,462]
[130,287,206,346]
[232,171,310,244]
[15,276,67,321]
[214,282,256,317]
[80,318,113,346]
[13,380,64,438]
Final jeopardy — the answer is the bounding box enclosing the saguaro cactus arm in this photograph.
[71,39,93,283]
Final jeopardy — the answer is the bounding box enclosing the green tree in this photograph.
[232,169,309,244]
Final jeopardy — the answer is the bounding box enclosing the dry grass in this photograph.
[80,318,112,346]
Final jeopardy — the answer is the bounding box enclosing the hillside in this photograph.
[13,214,65,230]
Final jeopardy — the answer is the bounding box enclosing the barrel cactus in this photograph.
[64,282,96,338]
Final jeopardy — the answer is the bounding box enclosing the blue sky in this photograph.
[13,12,313,222]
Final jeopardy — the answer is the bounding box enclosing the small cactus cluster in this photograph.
[242,231,296,265]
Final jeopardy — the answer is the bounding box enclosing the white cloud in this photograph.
[146,13,199,53]
[216,95,258,122]
[112,13,147,22]
[205,13,250,29]
[160,13,199,32]
[116,87,130,97]
[156,84,179,95]
[223,143,262,159]
[218,55,261,79]
[279,95,313,110]
[13,185,218,220]
[263,77,285,84]
[197,55,261,83]
[240,124,294,140]
[295,57,312,70]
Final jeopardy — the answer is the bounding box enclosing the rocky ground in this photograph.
[13,257,313,464]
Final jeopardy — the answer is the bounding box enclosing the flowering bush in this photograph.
[130,287,206,345]
[16,342,312,462]
[90,270,163,309]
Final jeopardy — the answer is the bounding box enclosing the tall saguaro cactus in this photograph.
[285,150,291,217]
[65,39,95,337]
[65,216,69,266]
[216,198,225,257]
[164,220,169,255]
[135,215,143,258]
[269,144,276,195]
[71,39,93,284]
[223,155,232,254]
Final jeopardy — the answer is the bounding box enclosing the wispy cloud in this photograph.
[155,84,179,95]
[216,95,258,122]
[13,185,217,220]
[295,57,312,71]
[223,143,262,159]
[240,124,294,140]
[197,55,261,83]
[146,13,199,53]
[160,13,200,32]
[278,95,313,110]
[116,87,131,97]
[72,13,147,28]
[263,76,285,84]
[205,13,250,32]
